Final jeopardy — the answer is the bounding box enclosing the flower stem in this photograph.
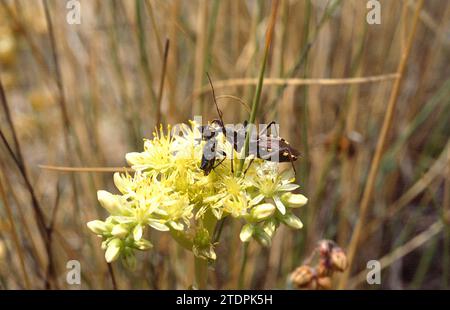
[236,0,280,175]
[238,242,249,289]
[194,256,208,289]
[170,229,193,250]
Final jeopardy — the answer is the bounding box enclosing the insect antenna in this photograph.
[206,72,234,173]
[206,72,225,128]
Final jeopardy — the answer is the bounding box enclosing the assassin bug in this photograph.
[199,74,300,175]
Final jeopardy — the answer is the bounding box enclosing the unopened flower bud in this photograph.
[282,193,308,208]
[105,239,122,263]
[111,224,128,238]
[254,228,271,247]
[134,239,153,250]
[250,203,275,222]
[133,224,143,241]
[240,224,254,242]
[281,212,303,229]
[87,220,109,235]
[113,173,132,194]
[97,190,121,215]
[262,218,278,238]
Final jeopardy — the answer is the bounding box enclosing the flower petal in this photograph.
[148,220,169,231]
[250,194,265,206]
[169,221,184,231]
[280,169,295,181]
[278,183,300,192]
[133,224,143,241]
[273,195,286,215]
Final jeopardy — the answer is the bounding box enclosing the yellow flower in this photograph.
[88,120,308,265]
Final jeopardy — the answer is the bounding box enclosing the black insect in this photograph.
[199,74,300,176]
[199,120,227,175]
[248,120,300,173]
[198,74,231,175]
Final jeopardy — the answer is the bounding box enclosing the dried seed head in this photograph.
[316,260,332,277]
[317,276,332,290]
[290,265,315,288]
[330,248,348,272]
[318,239,335,257]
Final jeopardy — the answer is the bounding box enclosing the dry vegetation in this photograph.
[0,0,449,289]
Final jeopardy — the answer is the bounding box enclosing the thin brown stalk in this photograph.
[42,0,84,238]
[0,69,50,255]
[362,142,449,241]
[444,149,450,223]
[39,165,133,173]
[156,39,170,125]
[44,182,62,289]
[190,73,399,100]
[349,220,444,288]
[144,0,164,59]
[108,263,118,290]
[0,1,54,83]
[7,174,46,274]
[42,0,73,138]
[192,0,208,115]
[407,0,450,48]
[338,0,425,289]
[0,174,30,289]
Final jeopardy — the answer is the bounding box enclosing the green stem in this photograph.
[238,242,249,289]
[169,229,193,250]
[194,257,208,289]
[236,0,279,175]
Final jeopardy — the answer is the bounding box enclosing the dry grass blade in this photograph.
[39,165,133,173]
[362,142,450,241]
[0,174,30,289]
[339,0,426,289]
[349,220,444,288]
[0,64,51,273]
[191,73,399,100]
[156,39,170,125]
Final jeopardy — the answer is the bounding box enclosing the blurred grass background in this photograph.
[0,0,449,289]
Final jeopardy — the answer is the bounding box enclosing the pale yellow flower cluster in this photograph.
[88,122,307,266]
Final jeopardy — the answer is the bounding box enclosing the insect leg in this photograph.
[279,147,297,174]
[212,150,227,169]
[258,121,277,137]
[230,151,234,174]
[243,157,255,176]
